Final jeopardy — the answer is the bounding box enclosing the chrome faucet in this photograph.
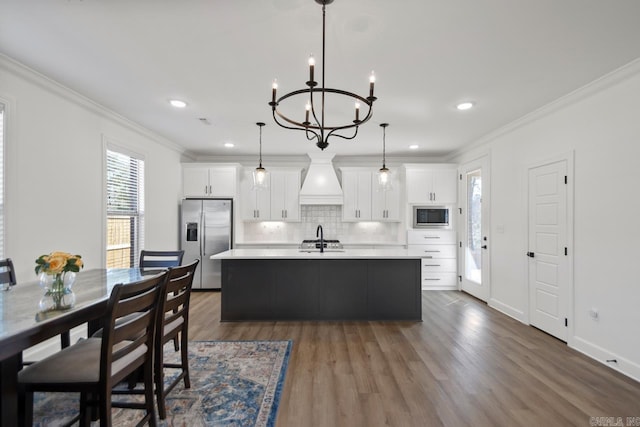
[316,224,324,253]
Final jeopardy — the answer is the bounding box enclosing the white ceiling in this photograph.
[2,0,640,159]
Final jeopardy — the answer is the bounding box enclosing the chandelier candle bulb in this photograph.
[271,79,278,104]
[305,102,311,124]
[355,102,360,122]
[369,71,376,98]
[308,55,315,83]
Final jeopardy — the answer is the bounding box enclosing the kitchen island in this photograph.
[211,249,422,321]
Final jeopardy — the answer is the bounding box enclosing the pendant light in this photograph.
[253,122,268,189]
[378,123,391,190]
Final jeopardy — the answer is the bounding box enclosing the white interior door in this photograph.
[528,159,570,341]
[459,156,490,301]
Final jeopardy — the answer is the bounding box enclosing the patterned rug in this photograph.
[31,340,292,427]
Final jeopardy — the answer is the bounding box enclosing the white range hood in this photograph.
[299,152,343,205]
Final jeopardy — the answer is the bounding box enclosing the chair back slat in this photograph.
[100,271,167,386]
[139,250,184,269]
[0,258,17,288]
[159,260,199,342]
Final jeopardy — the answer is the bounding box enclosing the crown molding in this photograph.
[0,53,185,154]
[447,57,640,160]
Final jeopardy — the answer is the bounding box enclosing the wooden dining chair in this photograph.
[0,258,17,291]
[139,250,184,269]
[18,270,168,427]
[154,259,199,419]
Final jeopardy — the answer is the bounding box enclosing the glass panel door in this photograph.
[459,155,490,302]
[465,169,482,284]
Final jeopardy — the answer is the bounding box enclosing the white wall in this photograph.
[453,60,640,380]
[1,55,184,282]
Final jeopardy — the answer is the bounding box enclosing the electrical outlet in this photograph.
[588,308,599,320]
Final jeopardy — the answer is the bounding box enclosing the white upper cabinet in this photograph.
[183,165,237,198]
[371,173,401,221]
[240,168,301,221]
[240,170,271,220]
[341,169,372,221]
[270,169,301,221]
[405,165,457,205]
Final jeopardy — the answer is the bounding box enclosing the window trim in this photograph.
[103,136,146,268]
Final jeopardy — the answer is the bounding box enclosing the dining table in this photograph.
[0,267,165,427]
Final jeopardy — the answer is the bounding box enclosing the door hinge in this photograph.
[460,174,463,180]
[459,207,462,214]
[565,318,568,327]
[564,247,568,256]
[564,175,568,184]
[459,241,462,248]
[458,275,462,282]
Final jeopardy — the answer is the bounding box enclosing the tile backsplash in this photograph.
[240,205,401,244]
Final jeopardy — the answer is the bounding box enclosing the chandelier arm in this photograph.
[272,109,321,141]
[308,88,323,134]
[326,126,359,142]
[273,88,374,131]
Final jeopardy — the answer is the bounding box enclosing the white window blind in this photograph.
[0,104,5,259]
[106,148,145,268]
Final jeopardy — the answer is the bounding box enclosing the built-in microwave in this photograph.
[413,206,449,228]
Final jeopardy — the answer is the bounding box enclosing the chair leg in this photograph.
[155,341,167,420]
[145,359,157,426]
[19,389,33,427]
[79,392,92,427]
[181,329,190,389]
[99,389,111,427]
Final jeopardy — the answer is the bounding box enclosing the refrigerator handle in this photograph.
[200,210,205,257]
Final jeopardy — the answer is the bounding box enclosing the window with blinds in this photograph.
[106,148,145,268]
[0,103,5,259]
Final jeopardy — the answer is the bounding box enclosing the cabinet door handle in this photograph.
[209,185,212,194]
[424,278,441,281]
[423,255,433,259]
[424,264,441,267]
[424,250,441,253]
[423,236,440,239]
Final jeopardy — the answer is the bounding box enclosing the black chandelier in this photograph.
[268,0,378,151]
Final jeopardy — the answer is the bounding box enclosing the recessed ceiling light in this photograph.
[409,144,419,150]
[224,142,234,148]
[169,99,187,108]
[456,102,474,111]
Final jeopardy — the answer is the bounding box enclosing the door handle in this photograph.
[526,252,535,258]
[481,245,487,249]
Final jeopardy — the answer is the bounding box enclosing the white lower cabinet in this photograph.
[408,229,457,290]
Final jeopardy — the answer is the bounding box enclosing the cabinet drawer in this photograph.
[421,258,457,273]
[421,272,458,289]
[407,230,455,244]
[408,244,456,258]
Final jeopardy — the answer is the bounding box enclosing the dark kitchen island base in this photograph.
[220,258,421,321]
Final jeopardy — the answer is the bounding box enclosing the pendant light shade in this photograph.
[378,123,391,190]
[253,122,268,189]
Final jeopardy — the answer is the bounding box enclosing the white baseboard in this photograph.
[422,286,458,291]
[488,298,527,323]
[571,336,640,383]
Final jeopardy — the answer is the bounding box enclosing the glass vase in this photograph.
[38,271,76,311]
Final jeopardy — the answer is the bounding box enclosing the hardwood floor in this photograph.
[189,290,640,426]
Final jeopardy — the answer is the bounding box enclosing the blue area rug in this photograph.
[31,340,292,427]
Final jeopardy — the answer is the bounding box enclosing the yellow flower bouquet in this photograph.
[35,251,84,311]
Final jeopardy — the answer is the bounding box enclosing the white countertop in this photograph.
[211,248,421,260]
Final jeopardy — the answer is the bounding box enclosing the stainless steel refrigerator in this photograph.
[180,199,232,289]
